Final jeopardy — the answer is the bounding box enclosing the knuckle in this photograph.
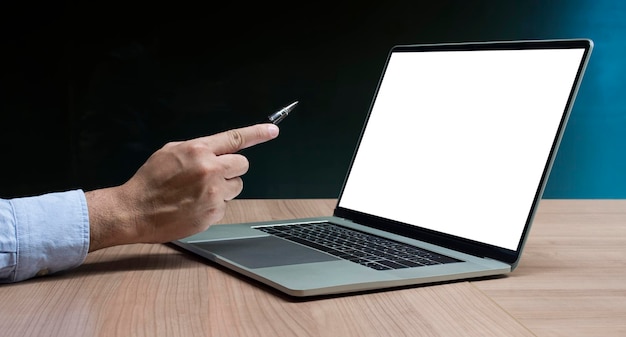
[233,176,244,192]
[205,184,222,197]
[236,155,250,172]
[185,141,208,156]
[227,130,245,150]
[194,165,220,183]
[207,205,226,224]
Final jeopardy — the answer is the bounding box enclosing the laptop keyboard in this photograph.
[256,222,461,270]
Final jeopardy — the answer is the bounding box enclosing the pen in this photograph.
[265,101,298,125]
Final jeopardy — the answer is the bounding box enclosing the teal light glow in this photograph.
[541,0,626,198]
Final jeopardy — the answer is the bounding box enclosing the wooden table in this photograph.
[0,199,625,336]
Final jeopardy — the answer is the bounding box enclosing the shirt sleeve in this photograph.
[0,189,90,283]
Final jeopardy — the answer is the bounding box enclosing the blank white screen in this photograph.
[338,47,585,250]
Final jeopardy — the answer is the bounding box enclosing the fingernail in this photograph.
[267,124,279,138]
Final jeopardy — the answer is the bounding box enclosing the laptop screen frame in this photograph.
[334,39,593,267]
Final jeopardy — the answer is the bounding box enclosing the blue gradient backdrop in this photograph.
[538,1,626,198]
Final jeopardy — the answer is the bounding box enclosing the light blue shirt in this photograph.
[0,190,89,283]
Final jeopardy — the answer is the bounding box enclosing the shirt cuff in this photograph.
[10,190,90,282]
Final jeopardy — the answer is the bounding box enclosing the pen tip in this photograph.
[285,101,299,111]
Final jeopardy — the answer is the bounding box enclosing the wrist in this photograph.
[85,186,138,252]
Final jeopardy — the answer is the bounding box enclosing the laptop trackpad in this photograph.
[192,236,338,269]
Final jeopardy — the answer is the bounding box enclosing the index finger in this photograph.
[201,123,280,155]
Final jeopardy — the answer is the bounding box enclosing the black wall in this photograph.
[4,1,622,199]
[2,1,466,198]
[67,1,475,199]
[2,2,70,197]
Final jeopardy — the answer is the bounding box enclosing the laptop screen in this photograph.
[338,41,589,251]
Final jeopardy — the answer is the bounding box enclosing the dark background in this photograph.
[2,1,625,199]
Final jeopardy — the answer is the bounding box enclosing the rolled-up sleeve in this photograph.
[0,190,90,283]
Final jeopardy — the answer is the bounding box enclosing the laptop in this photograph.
[172,38,593,297]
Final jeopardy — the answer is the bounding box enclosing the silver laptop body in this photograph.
[173,39,593,297]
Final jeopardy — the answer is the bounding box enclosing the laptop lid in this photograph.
[333,38,593,268]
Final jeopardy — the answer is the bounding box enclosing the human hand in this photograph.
[85,123,280,251]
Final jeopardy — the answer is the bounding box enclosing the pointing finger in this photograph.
[200,124,280,155]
